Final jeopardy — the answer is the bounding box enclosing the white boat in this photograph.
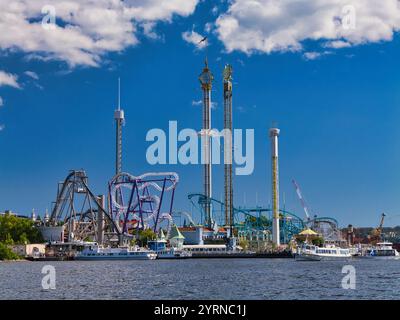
[364,242,399,258]
[147,239,192,259]
[75,244,157,260]
[295,243,352,261]
[154,248,192,259]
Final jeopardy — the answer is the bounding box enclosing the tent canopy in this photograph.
[299,228,318,236]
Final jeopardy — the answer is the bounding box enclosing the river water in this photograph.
[0,258,399,300]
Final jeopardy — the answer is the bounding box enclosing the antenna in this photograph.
[118,77,121,111]
[114,77,125,175]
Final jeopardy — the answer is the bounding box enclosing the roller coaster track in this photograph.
[172,211,197,226]
[307,216,341,241]
[108,171,179,238]
[50,170,120,241]
[187,193,305,236]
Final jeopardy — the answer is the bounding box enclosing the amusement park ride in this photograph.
[47,80,180,245]
[48,170,178,245]
[44,63,343,247]
[292,179,342,242]
[108,171,178,239]
[47,170,340,246]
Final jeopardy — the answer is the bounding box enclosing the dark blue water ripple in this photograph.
[0,258,399,300]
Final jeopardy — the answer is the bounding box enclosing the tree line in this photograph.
[0,213,44,260]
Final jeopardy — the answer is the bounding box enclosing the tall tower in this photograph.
[199,59,214,228]
[269,127,280,246]
[114,78,125,175]
[223,64,233,232]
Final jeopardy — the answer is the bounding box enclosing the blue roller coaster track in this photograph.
[185,193,306,243]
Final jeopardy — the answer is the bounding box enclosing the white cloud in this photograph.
[303,52,322,60]
[324,40,352,49]
[192,100,202,106]
[24,71,39,80]
[141,22,160,40]
[0,0,199,67]
[0,71,20,88]
[0,96,3,107]
[182,30,208,50]
[212,6,219,16]
[303,51,332,60]
[124,0,199,21]
[204,22,213,33]
[192,100,217,109]
[237,106,246,113]
[0,124,4,131]
[215,0,400,55]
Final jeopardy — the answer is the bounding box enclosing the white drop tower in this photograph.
[269,127,280,246]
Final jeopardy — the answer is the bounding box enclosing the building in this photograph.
[11,244,46,258]
[179,226,228,245]
[0,210,27,219]
[39,225,65,242]
[202,227,228,243]
[148,229,167,251]
[179,226,204,245]
[169,225,185,249]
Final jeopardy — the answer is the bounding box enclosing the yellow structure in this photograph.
[299,228,318,236]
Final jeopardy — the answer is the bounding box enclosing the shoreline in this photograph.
[0,259,30,263]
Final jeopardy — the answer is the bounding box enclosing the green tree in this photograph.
[4,233,14,245]
[138,228,156,247]
[312,237,324,247]
[0,213,43,244]
[239,238,249,250]
[0,243,20,260]
[19,233,29,244]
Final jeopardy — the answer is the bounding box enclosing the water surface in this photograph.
[1,258,399,299]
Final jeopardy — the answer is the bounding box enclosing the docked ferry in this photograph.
[75,244,157,260]
[155,248,192,259]
[147,239,192,259]
[295,243,352,261]
[364,242,399,258]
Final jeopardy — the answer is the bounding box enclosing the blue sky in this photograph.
[0,0,400,227]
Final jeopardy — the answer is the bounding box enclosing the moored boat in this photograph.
[364,242,399,258]
[148,229,192,259]
[295,243,352,261]
[75,244,157,260]
[154,247,192,259]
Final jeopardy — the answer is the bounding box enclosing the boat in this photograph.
[147,227,192,259]
[75,244,157,260]
[295,243,352,261]
[364,242,399,258]
[148,236,192,259]
[154,247,192,259]
[181,244,251,258]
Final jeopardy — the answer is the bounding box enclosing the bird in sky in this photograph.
[199,36,207,44]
